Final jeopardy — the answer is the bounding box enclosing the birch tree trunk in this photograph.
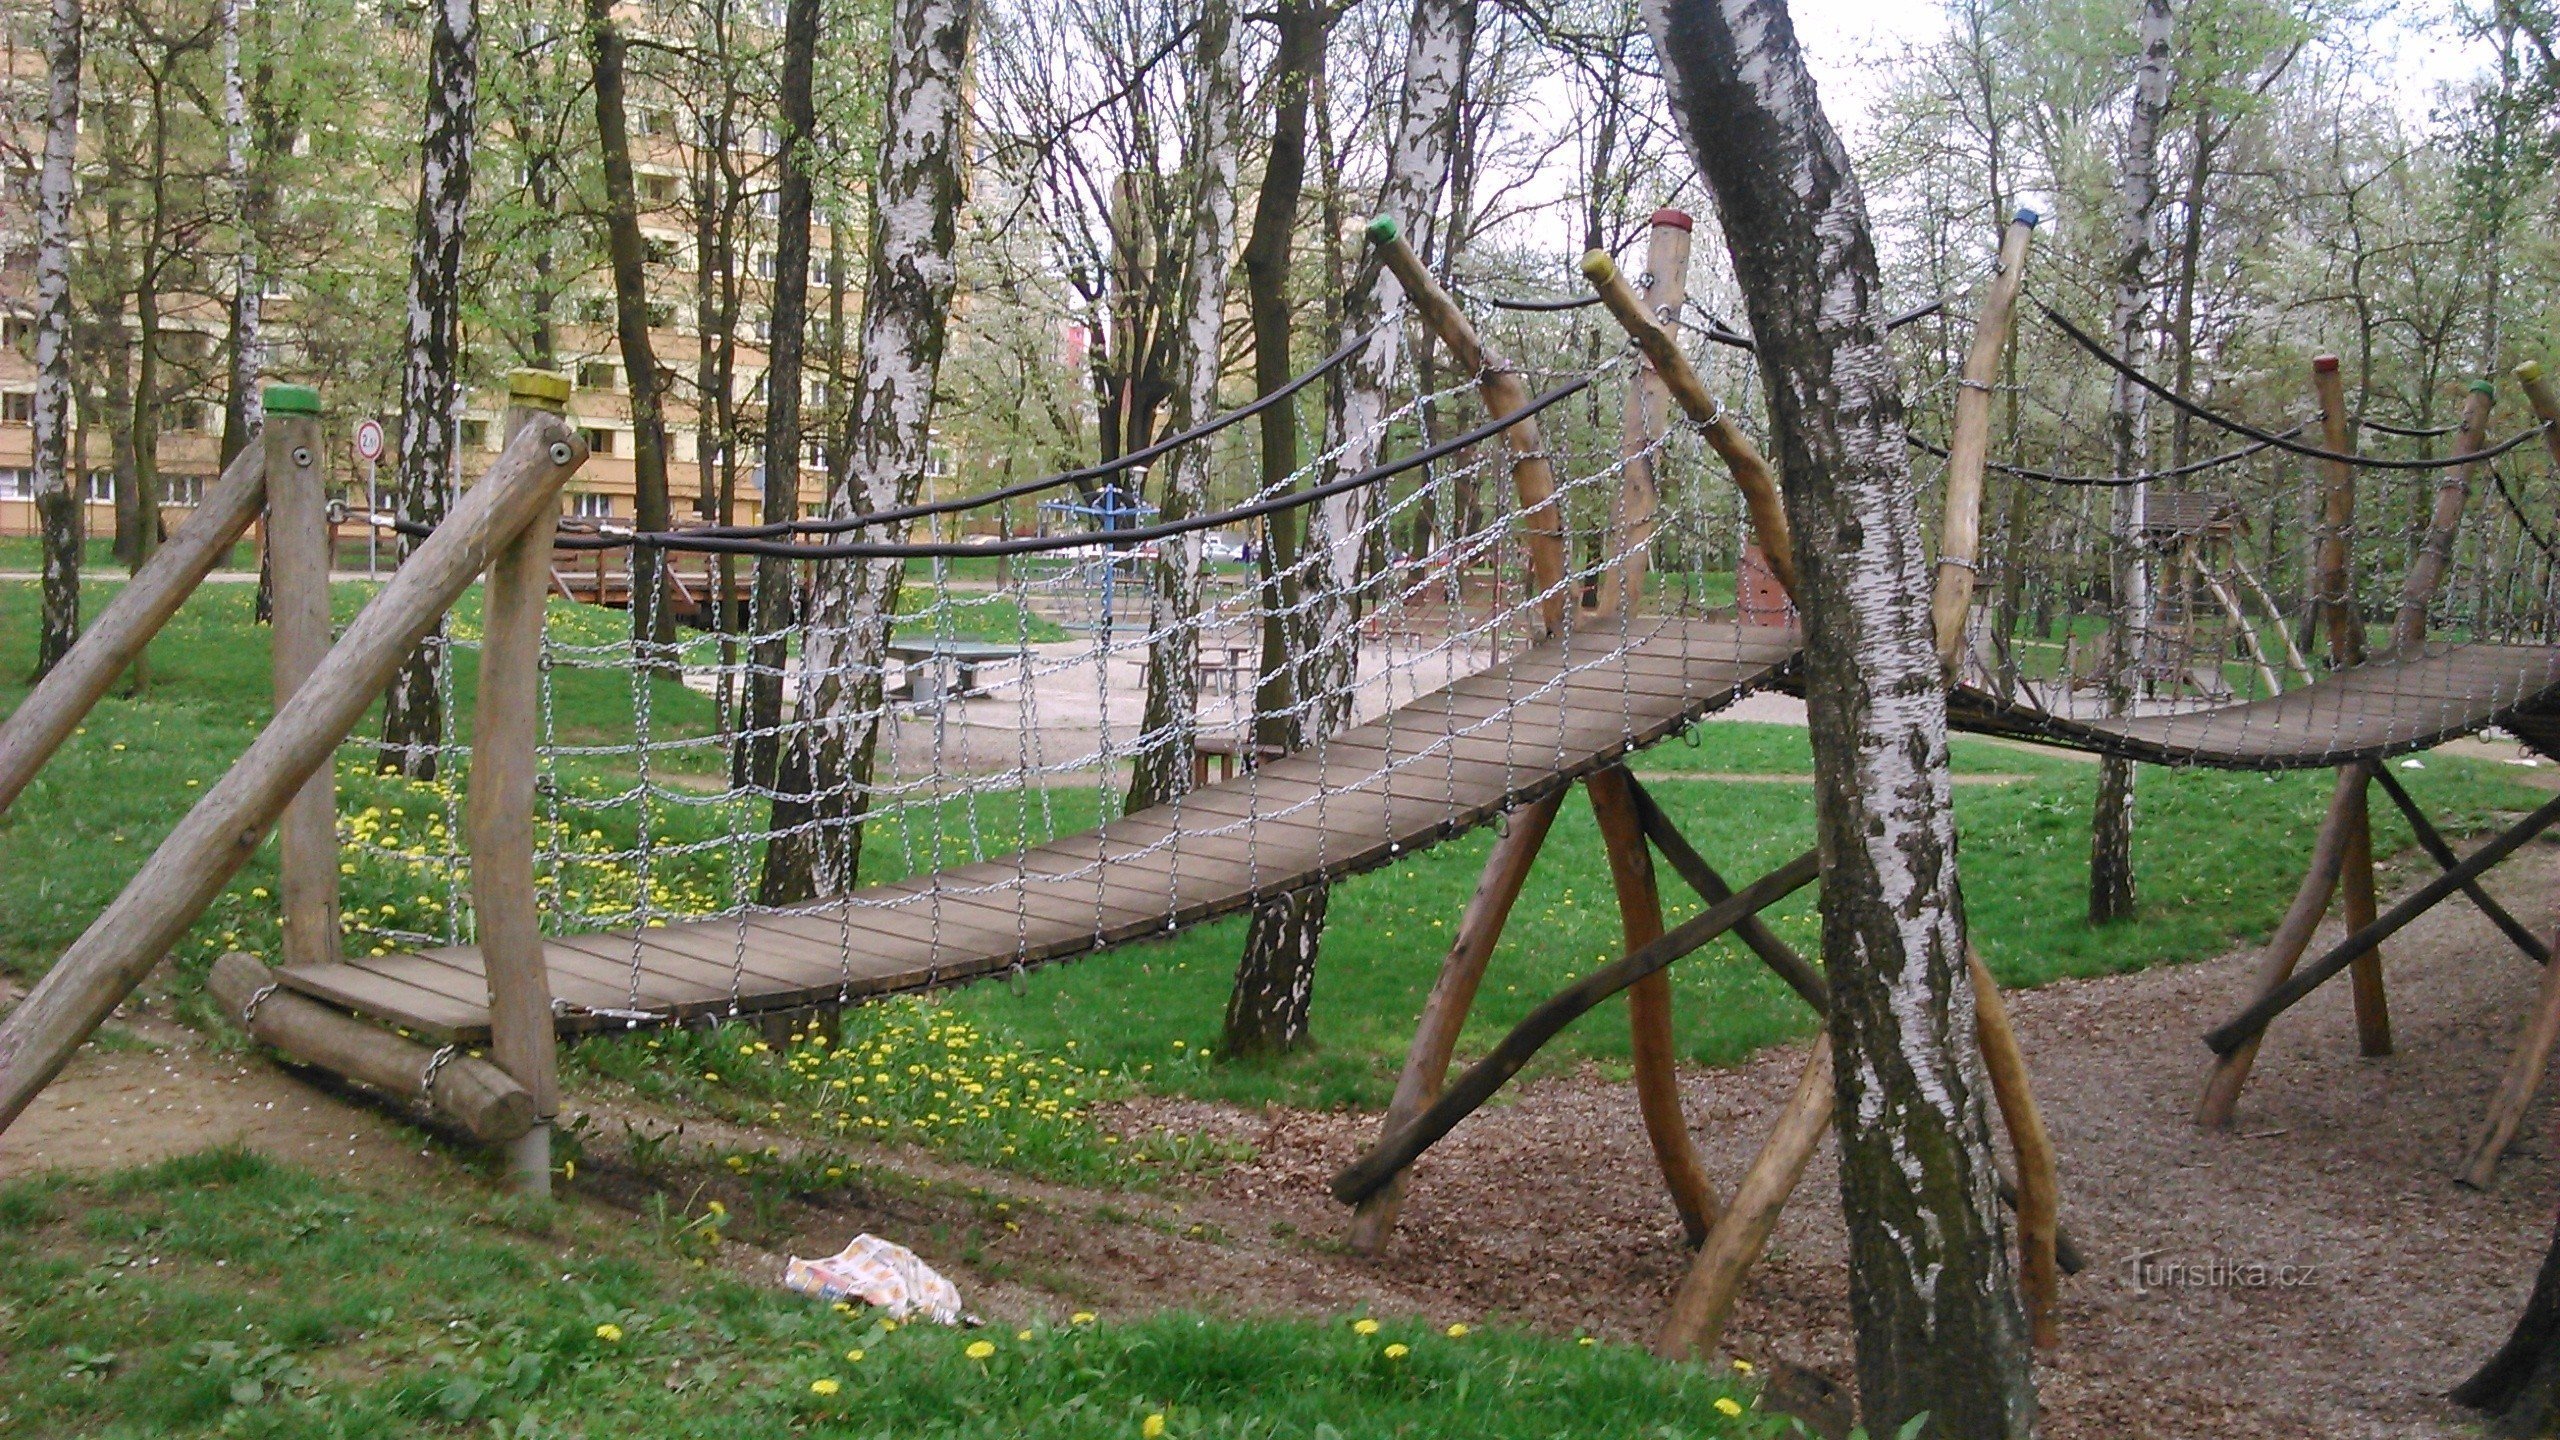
[759,0,977,905]
[1225,0,1474,1057]
[30,0,84,682]
[1646,0,2037,1431]
[587,0,676,671]
[2090,0,2173,925]
[1128,0,1242,814]
[218,0,263,470]
[738,0,818,811]
[379,0,482,779]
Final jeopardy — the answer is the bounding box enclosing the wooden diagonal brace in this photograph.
[1329,846,1823,1205]
[2370,763,2550,966]
[1622,775,1830,1011]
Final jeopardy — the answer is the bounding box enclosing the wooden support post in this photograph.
[2309,356,2363,669]
[2390,379,2497,650]
[1594,210,1693,622]
[0,444,265,819]
[1331,847,1822,1205]
[1653,1035,1832,1361]
[2196,766,2361,1126]
[1580,249,1795,598]
[1928,209,2038,681]
[1347,788,1563,1253]
[1368,217,1569,634]
[208,952,533,1143]
[472,369,573,1195]
[0,419,588,1136]
[2463,936,2560,1189]
[1970,949,2059,1348]
[2516,361,2560,475]
[264,387,343,975]
[1591,765,1722,1245]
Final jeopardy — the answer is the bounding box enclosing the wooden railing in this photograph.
[0,372,588,1195]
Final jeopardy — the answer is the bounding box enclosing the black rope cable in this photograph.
[2363,416,2461,439]
[1905,424,2303,486]
[1457,284,1603,312]
[656,324,1383,543]
[1682,295,1960,354]
[2036,302,2545,470]
[571,375,1591,561]
[2493,466,2560,561]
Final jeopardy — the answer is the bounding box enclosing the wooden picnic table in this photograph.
[882,639,1026,702]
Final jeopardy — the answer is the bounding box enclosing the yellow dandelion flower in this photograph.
[1382,1343,1409,1360]
[1016,1329,1034,1342]
[1444,1323,1470,1338]
[1142,1413,1167,1439]
[811,1378,841,1396]
[845,1348,865,1362]
[1732,1358,1754,1375]
[1352,1319,1380,1336]
[1578,1336,1596,1346]
[1071,1311,1097,1325]
[1714,1397,1744,1418]
[595,1323,624,1342]
[706,1200,727,1217]
[965,1340,996,1360]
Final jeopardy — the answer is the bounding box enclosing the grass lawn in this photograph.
[0,1148,1771,1439]
[2,573,2549,1122]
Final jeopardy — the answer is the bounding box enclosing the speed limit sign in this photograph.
[354,417,385,462]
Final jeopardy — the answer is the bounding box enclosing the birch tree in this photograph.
[217,0,263,469]
[379,0,483,778]
[1128,0,1243,813]
[1223,0,1475,1057]
[760,0,978,903]
[2089,0,2173,924]
[1645,0,2037,1430]
[29,0,84,681]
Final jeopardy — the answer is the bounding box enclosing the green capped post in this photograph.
[263,383,322,416]
[1365,215,1401,246]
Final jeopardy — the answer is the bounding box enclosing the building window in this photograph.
[460,418,490,451]
[1,317,29,349]
[581,427,617,456]
[85,471,114,503]
[568,491,614,519]
[639,173,676,204]
[1,391,30,423]
[805,439,827,469]
[161,474,206,506]
[0,468,31,499]
[577,361,618,392]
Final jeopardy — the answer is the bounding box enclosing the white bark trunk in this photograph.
[224,0,263,446]
[766,0,978,900]
[379,0,481,778]
[1646,0,2035,1430]
[31,0,84,679]
[1133,0,1242,811]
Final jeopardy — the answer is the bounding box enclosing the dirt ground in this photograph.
[10,825,2560,1438]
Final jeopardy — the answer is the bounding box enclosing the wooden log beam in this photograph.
[1590,765,1722,1245]
[2342,773,2392,1058]
[1928,210,2038,680]
[2462,939,2560,1189]
[1347,789,1564,1253]
[2390,379,2495,650]
[2205,787,2560,1059]
[472,371,573,1195]
[1653,1034,1833,1361]
[208,952,532,1143]
[2516,361,2560,475]
[1622,775,1829,1011]
[2370,763,2549,965]
[264,389,343,975]
[0,419,588,1135]
[1969,948,2059,1347]
[1330,846,1822,1206]
[2309,356,2363,668]
[1369,217,1569,633]
[1579,249,1796,598]
[2196,767,2363,1126]
[0,444,264,820]
[1594,211,1694,622]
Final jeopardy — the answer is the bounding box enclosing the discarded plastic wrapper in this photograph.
[785,1234,964,1324]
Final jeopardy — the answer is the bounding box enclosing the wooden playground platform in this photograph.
[274,618,1803,1040]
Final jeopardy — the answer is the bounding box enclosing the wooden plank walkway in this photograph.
[1947,643,2560,769]
[276,617,1802,1041]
